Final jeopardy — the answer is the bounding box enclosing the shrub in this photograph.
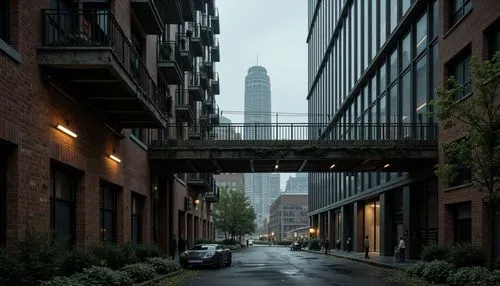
[227,244,242,251]
[447,266,499,286]
[421,244,451,262]
[0,229,69,286]
[71,266,133,286]
[41,276,84,286]
[447,244,486,268]
[422,260,454,283]
[121,263,157,283]
[145,257,181,274]
[308,239,321,251]
[221,239,236,245]
[195,239,218,244]
[406,261,426,277]
[59,248,99,276]
[135,244,162,261]
[89,243,137,270]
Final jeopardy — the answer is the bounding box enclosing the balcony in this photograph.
[175,89,195,123]
[181,0,195,22]
[211,8,219,34]
[211,72,219,95]
[131,0,165,34]
[201,15,213,46]
[205,185,220,203]
[202,60,214,79]
[188,125,202,140]
[205,0,215,16]
[176,33,193,71]
[210,107,220,125]
[200,70,209,90]
[188,72,203,101]
[187,23,203,57]
[38,9,168,128]
[157,41,183,84]
[187,173,214,192]
[164,0,183,24]
[212,38,219,62]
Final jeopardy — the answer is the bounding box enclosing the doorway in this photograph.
[364,200,380,252]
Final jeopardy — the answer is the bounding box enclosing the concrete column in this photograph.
[402,185,411,259]
[340,205,346,249]
[327,210,332,243]
[380,192,394,256]
[317,213,321,239]
[353,202,364,252]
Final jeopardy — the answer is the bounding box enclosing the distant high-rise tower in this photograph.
[244,65,272,230]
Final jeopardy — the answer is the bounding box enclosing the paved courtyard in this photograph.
[181,245,407,286]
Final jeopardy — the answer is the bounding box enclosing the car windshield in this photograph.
[189,244,216,251]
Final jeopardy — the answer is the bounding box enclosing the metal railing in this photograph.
[212,72,219,82]
[189,72,202,87]
[149,122,438,144]
[202,13,211,28]
[157,41,183,71]
[176,33,190,52]
[213,37,219,48]
[187,22,201,38]
[41,9,167,115]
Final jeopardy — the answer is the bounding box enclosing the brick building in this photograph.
[438,0,500,258]
[0,0,221,251]
[268,193,308,241]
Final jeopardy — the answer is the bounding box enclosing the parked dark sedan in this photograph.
[290,241,302,251]
[180,244,232,268]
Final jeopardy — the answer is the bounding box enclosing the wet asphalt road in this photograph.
[180,245,406,286]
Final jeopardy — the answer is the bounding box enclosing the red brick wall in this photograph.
[0,0,158,248]
[437,0,500,246]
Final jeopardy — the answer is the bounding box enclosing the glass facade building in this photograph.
[307,0,440,258]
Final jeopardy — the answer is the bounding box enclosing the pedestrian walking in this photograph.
[398,236,406,262]
[324,239,330,254]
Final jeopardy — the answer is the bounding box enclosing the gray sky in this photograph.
[216,0,308,189]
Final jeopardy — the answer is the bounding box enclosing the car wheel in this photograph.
[225,254,232,266]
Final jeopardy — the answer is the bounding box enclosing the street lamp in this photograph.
[309,227,315,239]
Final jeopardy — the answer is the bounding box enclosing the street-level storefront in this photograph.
[311,178,437,259]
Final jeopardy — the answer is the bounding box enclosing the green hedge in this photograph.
[0,228,179,285]
[308,239,321,251]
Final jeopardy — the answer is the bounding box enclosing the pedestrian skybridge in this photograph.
[148,123,438,173]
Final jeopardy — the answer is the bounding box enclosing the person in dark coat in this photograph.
[178,235,187,255]
[169,234,177,260]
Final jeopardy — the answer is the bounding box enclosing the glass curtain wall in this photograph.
[308,1,440,215]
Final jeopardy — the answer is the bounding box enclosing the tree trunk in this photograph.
[487,200,497,270]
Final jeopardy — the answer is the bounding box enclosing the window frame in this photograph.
[131,194,143,245]
[449,52,472,101]
[450,0,472,28]
[0,0,10,44]
[100,184,117,244]
[50,165,77,247]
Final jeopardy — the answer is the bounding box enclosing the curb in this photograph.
[136,269,184,286]
[303,249,406,270]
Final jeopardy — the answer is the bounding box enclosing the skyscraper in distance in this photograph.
[244,65,272,230]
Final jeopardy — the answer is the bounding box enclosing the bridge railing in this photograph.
[148,123,438,146]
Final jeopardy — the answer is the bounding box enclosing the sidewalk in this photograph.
[304,249,417,270]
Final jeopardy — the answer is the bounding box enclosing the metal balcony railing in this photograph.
[202,13,211,28]
[187,172,213,184]
[189,72,202,87]
[187,22,201,38]
[157,41,183,70]
[212,72,219,82]
[41,9,167,115]
[176,33,190,52]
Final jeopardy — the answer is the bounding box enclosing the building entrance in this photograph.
[364,200,380,252]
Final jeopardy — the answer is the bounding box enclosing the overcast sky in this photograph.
[216,0,308,189]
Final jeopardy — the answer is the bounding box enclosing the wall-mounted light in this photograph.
[56,124,77,138]
[329,164,336,169]
[108,148,121,163]
[194,199,200,210]
[274,164,279,170]
[383,163,390,168]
